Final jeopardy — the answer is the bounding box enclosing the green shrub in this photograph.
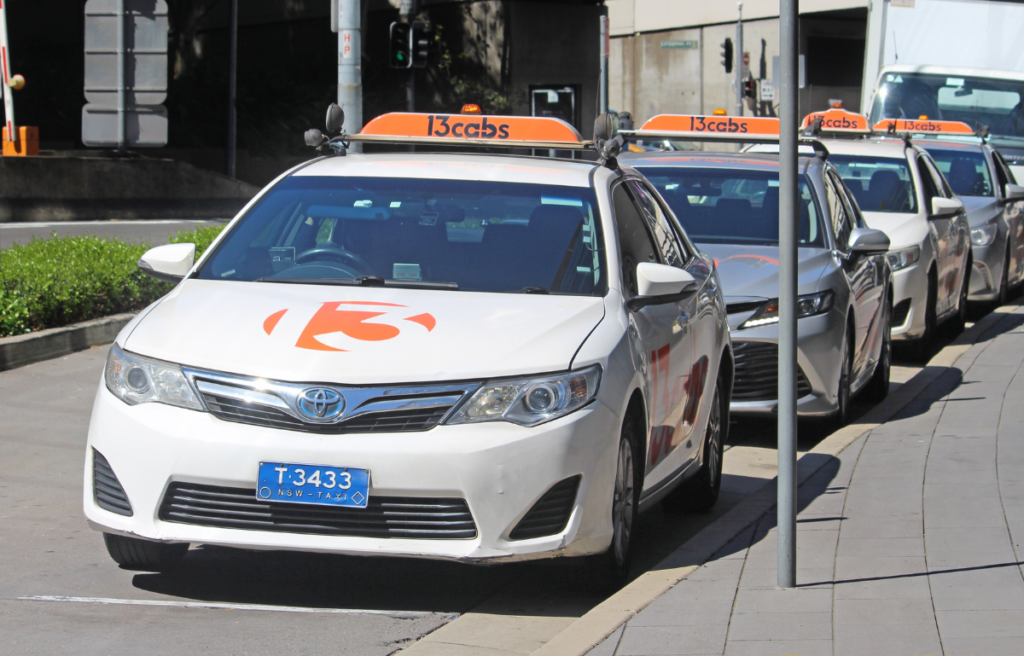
[0,224,225,338]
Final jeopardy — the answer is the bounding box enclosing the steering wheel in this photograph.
[295,246,372,275]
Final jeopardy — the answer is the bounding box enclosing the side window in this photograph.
[923,155,953,198]
[824,173,853,252]
[613,183,660,298]
[917,155,940,204]
[627,179,689,267]
[993,150,1018,189]
[832,171,865,228]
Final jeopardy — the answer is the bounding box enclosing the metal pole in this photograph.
[0,0,15,143]
[599,14,608,115]
[735,3,743,117]
[338,0,362,151]
[777,0,799,589]
[116,0,126,153]
[226,0,238,178]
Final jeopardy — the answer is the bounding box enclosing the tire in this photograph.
[905,269,938,363]
[662,377,725,515]
[586,416,642,592]
[861,298,892,403]
[997,245,1010,308]
[832,330,853,427]
[944,256,971,337]
[103,532,188,572]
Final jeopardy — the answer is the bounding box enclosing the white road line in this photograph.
[0,220,223,228]
[17,595,448,619]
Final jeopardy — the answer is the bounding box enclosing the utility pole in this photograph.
[116,0,126,153]
[599,14,609,115]
[0,0,15,142]
[401,0,418,113]
[777,0,799,590]
[226,0,238,178]
[338,0,362,150]
[735,3,744,118]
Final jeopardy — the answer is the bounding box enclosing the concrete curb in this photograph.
[528,307,1015,656]
[0,313,134,371]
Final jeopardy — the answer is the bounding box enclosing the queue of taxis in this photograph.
[622,115,894,423]
[85,107,733,587]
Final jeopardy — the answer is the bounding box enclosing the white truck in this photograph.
[860,0,1024,179]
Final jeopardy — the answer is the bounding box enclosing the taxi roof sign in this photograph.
[801,108,871,134]
[872,118,975,136]
[625,114,781,143]
[351,112,589,149]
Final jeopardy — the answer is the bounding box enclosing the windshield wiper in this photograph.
[256,276,459,290]
[518,286,550,294]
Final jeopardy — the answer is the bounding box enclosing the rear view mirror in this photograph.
[848,227,890,254]
[1004,183,1024,202]
[325,103,345,134]
[930,196,963,219]
[137,243,196,284]
[627,262,698,311]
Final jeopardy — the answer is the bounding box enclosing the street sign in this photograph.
[82,104,167,147]
[661,40,698,49]
[84,0,168,106]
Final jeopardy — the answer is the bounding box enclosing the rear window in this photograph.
[828,155,919,213]
[923,148,994,197]
[197,176,605,295]
[634,168,825,247]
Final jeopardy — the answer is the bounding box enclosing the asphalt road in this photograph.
[0,220,227,249]
[0,337,929,655]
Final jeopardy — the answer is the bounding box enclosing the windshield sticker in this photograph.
[393,263,422,280]
[541,196,584,207]
[263,302,436,352]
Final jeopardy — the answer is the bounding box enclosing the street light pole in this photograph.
[338,0,363,151]
[735,3,743,118]
[777,0,799,589]
[226,0,238,178]
[116,0,126,153]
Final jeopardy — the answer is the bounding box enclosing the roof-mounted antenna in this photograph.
[802,116,823,138]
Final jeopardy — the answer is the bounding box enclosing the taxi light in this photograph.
[712,108,727,116]
[801,108,870,133]
[635,114,781,140]
[355,112,585,145]
[461,104,482,115]
[919,115,929,120]
[872,119,974,135]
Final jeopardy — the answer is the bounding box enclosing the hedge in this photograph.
[0,224,225,338]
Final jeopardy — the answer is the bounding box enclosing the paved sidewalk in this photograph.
[590,306,1024,656]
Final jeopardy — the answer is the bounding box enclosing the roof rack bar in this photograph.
[620,129,780,145]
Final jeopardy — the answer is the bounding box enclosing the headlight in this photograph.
[886,246,921,272]
[970,220,999,247]
[737,291,834,330]
[446,366,601,427]
[105,345,204,411]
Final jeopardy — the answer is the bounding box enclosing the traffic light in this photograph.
[411,21,433,68]
[720,38,733,74]
[389,22,412,69]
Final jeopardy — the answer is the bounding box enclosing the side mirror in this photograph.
[1004,183,1024,202]
[137,243,196,284]
[848,227,890,254]
[627,262,698,311]
[930,196,963,219]
[325,103,345,134]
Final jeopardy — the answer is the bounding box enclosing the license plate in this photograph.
[257,462,369,509]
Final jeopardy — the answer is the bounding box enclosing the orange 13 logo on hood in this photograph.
[263,302,436,352]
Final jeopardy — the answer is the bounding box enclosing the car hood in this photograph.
[861,211,928,250]
[960,196,1002,227]
[123,279,606,385]
[698,243,833,298]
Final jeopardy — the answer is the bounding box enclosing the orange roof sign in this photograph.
[356,112,584,145]
[801,109,870,133]
[633,114,781,139]
[872,119,975,135]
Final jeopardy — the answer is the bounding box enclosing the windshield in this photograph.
[197,176,606,295]
[922,147,994,197]
[869,72,1024,139]
[635,168,825,247]
[828,155,918,213]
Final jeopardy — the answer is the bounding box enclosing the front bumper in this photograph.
[968,235,1007,302]
[890,265,928,341]
[727,310,843,418]
[84,384,620,563]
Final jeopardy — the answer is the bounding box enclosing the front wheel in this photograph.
[586,417,641,591]
[832,331,853,427]
[662,378,725,514]
[103,533,188,572]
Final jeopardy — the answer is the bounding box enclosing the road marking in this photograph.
[18,595,448,619]
[0,220,224,228]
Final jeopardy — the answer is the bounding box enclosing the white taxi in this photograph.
[85,108,733,587]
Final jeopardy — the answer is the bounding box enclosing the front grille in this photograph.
[159,483,477,539]
[509,476,581,540]
[93,449,133,516]
[732,341,812,402]
[893,299,912,328]
[200,391,454,435]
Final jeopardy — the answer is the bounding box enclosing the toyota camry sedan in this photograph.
[624,150,893,424]
[84,110,732,588]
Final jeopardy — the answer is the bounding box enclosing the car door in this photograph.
[916,152,957,316]
[825,169,879,382]
[928,153,971,312]
[993,149,1024,286]
[611,181,693,491]
[627,178,713,473]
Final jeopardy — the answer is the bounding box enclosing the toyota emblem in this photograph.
[297,387,345,422]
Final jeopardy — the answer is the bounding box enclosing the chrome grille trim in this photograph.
[182,367,479,434]
[732,341,813,402]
